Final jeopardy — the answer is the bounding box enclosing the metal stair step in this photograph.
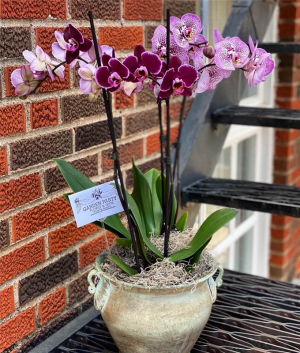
[182,178,300,217]
[212,105,300,129]
[259,42,300,54]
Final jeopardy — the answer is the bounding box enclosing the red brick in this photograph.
[279,23,300,37]
[102,139,144,172]
[276,98,300,109]
[270,243,298,266]
[0,173,42,213]
[49,222,99,256]
[0,286,15,320]
[30,99,59,129]
[280,5,300,19]
[13,197,73,241]
[146,125,179,155]
[275,143,295,157]
[99,27,143,50]
[272,214,293,227]
[275,129,299,142]
[39,287,66,324]
[0,147,8,176]
[0,238,45,284]
[277,85,297,98]
[0,307,36,352]
[5,65,71,96]
[80,232,116,268]
[274,156,297,171]
[124,0,162,20]
[0,0,67,19]
[115,90,134,109]
[0,104,26,137]
[271,231,299,252]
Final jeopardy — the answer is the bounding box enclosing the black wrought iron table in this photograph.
[30,270,300,353]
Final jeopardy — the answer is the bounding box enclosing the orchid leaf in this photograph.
[115,238,132,249]
[55,158,130,239]
[144,169,163,236]
[176,212,188,232]
[169,208,238,262]
[132,158,156,238]
[186,238,212,272]
[110,255,138,276]
[156,173,177,228]
[126,191,163,259]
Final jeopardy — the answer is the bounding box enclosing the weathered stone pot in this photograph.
[88,255,223,353]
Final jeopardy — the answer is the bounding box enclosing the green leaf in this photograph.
[156,173,177,228]
[169,208,238,262]
[176,212,188,232]
[115,238,132,249]
[144,169,163,236]
[110,255,138,276]
[126,192,163,259]
[55,158,130,239]
[187,238,212,272]
[132,158,156,238]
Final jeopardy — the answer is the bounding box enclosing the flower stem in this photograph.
[158,101,165,235]
[89,10,141,273]
[148,76,160,86]
[78,56,89,64]
[190,41,208,47]
[198,63,216,72]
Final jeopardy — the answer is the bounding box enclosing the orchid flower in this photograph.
[152,26,189,64]
[170,14,204,48]
[123,45,162,82]
[96,58,134,93]
[214,30,249,71]
[80,44,116,66]
[157,56,198,99]
[23,46,65,80]
[11,65,40,96]
[52,24,92,66]
[244,36,274,87]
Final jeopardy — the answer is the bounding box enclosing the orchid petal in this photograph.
[21,65,34,81]
[170,16,181,33]
[78,67,94,80]
[35,45,46,61]
[80,78,93,94]
[96,66,112,88]
[123,55,139,74]
[30,58,46,72]
[66,49,80,64]
[160,68,175,91]
[79,37,93,52]
[181,87,193,97]
[55,31,66,49]
[159,87,173,99]
[53,64,65,78]
[52,42,66,61]
[67,23,84,43]
[11,69,24,87]
[194,69,210,93]
[123,81,143,96]
[100,45,114,58]
[108,58,129,79]
[249,36,255,55]
[15,83,32,96]
[213,29,224,44]
[134,45,146,64]
[178,64,198,87]
[141,52,162,75]
[169,56,182,73]
[23,50,36,63]
[182,13,203,35]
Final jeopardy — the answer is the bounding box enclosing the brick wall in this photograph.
[0,0,195,351]
[271,0,300,281]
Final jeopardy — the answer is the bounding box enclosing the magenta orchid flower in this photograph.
[214,30,249,71]
[157,56,198,99]
[244,37,274,87]
[170,14,203,48]
[152,26,189,64]
[11,65,40,96]
[123,45,162,82]
[23,46,65,80]
[80,44,115,66]
[96,58,134,93]
[52,24,92,66]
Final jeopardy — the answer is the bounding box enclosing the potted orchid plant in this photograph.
[11,10,274,353]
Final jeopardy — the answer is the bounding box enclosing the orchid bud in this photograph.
[203,46,215,59]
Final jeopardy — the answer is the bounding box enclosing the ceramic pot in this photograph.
[88,255,223,353]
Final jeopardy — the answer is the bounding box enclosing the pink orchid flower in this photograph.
[23,46,65,80]
[170,14,203,48]
[52,24,92,66]
[11,65,40,96]
[158,56,198,99]
[214,29,249,71]
[244,36,275,87]
[152,25,189,64]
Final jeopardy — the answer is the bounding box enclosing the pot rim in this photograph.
[94,253,221,291]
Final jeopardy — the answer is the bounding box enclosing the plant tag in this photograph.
[206,277,217,303]
[68,181,124,228]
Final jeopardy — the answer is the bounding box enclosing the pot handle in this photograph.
[88,269,98,294]
[215,265,224,287]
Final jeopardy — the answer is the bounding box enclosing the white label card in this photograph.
[68,181,124,228]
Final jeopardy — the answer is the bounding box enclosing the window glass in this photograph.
[234,228,253,273]
[215,248,230,269]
